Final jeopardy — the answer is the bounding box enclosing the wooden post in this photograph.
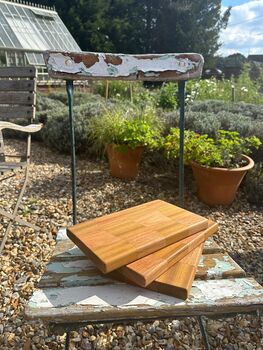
[105,81,109,101]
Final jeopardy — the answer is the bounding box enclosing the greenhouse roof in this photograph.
[0,0,81,65]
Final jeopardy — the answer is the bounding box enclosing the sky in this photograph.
[219,0,263,57]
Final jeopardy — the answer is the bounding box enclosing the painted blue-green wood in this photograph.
[66,80,77,224]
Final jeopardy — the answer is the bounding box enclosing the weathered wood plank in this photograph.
[0,162,26,174]
[197,253,246,280]
[52,241,86,261]
[0,66,36,78]
[0,106,35,120]
[24,277,263,323]
[38,251,245,290]
[44,51,204,81]
[0,80,36,91]
[203,238,224,254]
[0,92,35,106]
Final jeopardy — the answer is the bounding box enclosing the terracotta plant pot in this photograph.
[106,144,144,179]
[190,155,254,206]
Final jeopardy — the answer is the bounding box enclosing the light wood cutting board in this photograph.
[67,200,208,273]
[116,220,218,286]
[110,244,204,300]
[148,243,204,299]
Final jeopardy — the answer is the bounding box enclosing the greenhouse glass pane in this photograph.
[0,6,21,48]
[5,15,47,50]
[6,51,16,66]
[0,1,80,56]
[25,52,44,66]
[16,51,25,66]
[0,50,6,66]
[0,24,13,47]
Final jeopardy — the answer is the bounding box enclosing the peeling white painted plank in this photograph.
[43,51,204,81]
[28,283,179,309]
[40,252,245,290]
[56,227,67,241]
[27,277,263,317]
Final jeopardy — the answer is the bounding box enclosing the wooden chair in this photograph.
[0,67,42,254]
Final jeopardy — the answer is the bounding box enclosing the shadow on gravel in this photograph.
[230,250,263,285]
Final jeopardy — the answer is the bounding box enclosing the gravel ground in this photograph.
[0,139,262,350]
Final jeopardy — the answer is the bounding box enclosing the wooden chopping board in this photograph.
[111,243,204,300]
[116,220,218,286]
[67,200,208,273]
[148,243,204,299]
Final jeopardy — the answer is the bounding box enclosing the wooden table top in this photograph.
[25,227,263,325]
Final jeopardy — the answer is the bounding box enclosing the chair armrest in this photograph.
[0,121,43,133]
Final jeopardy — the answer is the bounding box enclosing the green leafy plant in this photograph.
[158,83,178,110]
[185,63,263,105]
[94,80,133,100]
[88,107,163,154]
[163,128,261,168]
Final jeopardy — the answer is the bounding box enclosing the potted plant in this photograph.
[163,128,261,205]
[89,107,162,178]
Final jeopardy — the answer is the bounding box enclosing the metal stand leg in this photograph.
[65,331,70,350]
[178,80,186,208]
[66,80,77,225]
[198,316,211,350]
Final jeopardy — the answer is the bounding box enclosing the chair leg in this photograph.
[65,331,70,350]
[0,208,40,231]
[0,168,29,254]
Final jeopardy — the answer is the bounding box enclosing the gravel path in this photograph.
[0,139,262,350]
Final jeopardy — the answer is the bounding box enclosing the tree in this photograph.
[33,0,231,62]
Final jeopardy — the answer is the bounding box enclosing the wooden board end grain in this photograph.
[117,220,218,287]
[67,200,208,273]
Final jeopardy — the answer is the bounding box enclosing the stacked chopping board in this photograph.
[67,200,218,299]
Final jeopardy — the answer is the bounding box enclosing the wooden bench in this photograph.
[0,67,42,254]
[25,228,263,350]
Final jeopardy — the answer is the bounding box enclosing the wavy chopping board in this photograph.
[67,200,208,273]
[116,220,218,286]
[111,243,204,300]
[148,243,204,299]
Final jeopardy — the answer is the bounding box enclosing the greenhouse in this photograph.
[0,0,80,70]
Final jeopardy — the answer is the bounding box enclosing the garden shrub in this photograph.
[41,98,111,153]
[41,91,105,106]
[94,80,133,100]
[187,101,263,142]
[186,63,263,104]
[158,83,177,110]
[36,94,65,111]
[160,100,263,162]
[40,97,136,154]
[190,100,263,121]
[158,89,263,138]
[243,162,263,206]
[33,90,263,163]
